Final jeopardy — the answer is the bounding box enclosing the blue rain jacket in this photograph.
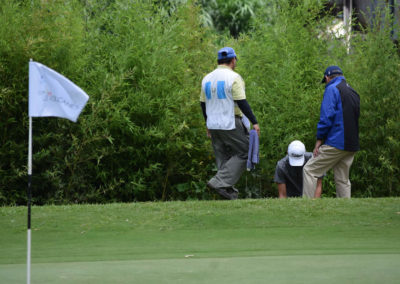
[317,76,360,151]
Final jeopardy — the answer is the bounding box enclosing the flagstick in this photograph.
[26,59,88,284]
[27,116,32,284]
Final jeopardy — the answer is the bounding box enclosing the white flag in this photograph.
[29,61,89,122]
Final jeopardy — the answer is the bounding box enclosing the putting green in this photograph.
[1,198,399,283]
[1,254,399,283]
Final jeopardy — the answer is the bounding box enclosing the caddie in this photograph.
[200,47,260,200]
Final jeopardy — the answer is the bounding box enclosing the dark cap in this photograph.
[322,65,343,83]
[218,47,237,60]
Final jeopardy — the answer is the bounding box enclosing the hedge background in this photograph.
[0,0,399,205]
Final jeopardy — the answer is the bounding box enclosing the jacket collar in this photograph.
[326,75,345,87]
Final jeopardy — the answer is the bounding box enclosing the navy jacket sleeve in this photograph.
[200,102,207,122]
[235,99,258,124]
[317,86,338,140]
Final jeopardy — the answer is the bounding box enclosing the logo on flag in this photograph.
[29,61,89,122]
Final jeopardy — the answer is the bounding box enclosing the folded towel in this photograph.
[247,129,259,171]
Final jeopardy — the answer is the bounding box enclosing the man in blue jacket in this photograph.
[303,66,360,198]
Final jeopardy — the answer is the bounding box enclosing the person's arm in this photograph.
[200,102,207,122]
[316,87,337,141]
[235,99,257,124]
[200,102,211,138]
[235,99,260,136]
[277,183,287,198]
[314,178,323,198]
[232,76,260,136]
[274,163,287,198]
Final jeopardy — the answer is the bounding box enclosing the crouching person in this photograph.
[274,140,322,198]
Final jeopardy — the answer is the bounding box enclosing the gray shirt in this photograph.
[274,152,313,197]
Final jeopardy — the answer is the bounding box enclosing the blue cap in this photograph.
[322,65,343,83]
[218,47,237,61]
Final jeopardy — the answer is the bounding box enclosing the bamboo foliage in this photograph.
[0,0,399,204]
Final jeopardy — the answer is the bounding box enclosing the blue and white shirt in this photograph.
[200,66,245,130]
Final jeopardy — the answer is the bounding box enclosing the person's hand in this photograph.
[253,124,260,136]
[313,139,323,157]
[313,147,319,157]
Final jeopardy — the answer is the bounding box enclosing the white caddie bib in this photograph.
[201,67,239,130]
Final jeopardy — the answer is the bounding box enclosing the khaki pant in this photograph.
[303,145,355,198]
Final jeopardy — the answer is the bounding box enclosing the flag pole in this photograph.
[27,116,32,284]
[26,59,89,284]
[27,59,33,284]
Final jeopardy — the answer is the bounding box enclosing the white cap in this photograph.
[288,140,305,166]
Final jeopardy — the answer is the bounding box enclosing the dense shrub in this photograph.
[235,0,400,197]
[0,0,216,204]
[0,0,89,204]
[232,0,332,196]
[200,0,266,37]
[340,7,400,197]
[0,0,399,205]
[74,0,217,203]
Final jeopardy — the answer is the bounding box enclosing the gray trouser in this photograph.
[303,144,355,198]
[208,117,249,189]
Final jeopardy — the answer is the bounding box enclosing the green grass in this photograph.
[1,198,400,283]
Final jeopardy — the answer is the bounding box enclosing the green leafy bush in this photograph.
[0,0,399,205]
[234,0,400,197]
[232,0,331,196]
[200,0,265,37]
[0,0,89,204]
[340,6,400,197]
[0,0,215,204]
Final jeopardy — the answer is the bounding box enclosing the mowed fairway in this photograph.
[1,198,399,283]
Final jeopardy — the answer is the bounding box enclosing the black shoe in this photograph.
[215,188,235,200]
[207,182,235,200]
[226,187,239,200]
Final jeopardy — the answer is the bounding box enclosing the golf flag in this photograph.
[29,61,89,122]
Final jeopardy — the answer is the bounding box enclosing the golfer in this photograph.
[303,66,360,198]
[200,47,260,200]
[274,140,322,198]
